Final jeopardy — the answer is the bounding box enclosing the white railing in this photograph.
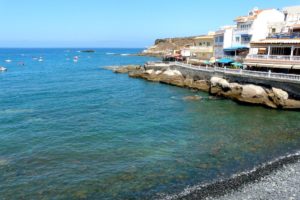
[247,54,300,61]
[234,28,252,35]
[292,56,300,61]
[171,61,300,81]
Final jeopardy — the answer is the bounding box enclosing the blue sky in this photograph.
[0,0,299,48]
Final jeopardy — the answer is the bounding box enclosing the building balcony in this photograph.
[267,32,300,39]
[246,54,300,64]
[234,28,252,35]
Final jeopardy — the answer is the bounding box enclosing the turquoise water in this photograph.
[0,48,300,199]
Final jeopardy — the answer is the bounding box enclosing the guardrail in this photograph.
[171,61,300,82]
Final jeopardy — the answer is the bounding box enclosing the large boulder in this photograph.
[270,87,289,107]
[238,84,277,108]
[193,80,210,92]
[210,77,230,95]
[210,77,230,89]
[184,78,194,88]
[222,83,243,99]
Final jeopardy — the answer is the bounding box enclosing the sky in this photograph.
[0,0,299,48]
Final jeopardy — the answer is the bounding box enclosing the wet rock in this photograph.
[0,159,9,166]
[283,99,300,109]
[183,96,202,101]
[193,80,210,92]
[271,87,289,107]
[184,78,194,88]
[114,65,141,73]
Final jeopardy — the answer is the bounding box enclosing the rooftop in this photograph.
[235,8,263,23]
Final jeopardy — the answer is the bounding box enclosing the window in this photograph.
[220,36,224,43]
[284,13,288,21]
[207,42,211,46]
[271,47,291,55]
[272,28,276,33]
[236,37,240,42]
[294,48,300,56]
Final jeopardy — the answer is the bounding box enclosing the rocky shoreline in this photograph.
[164,152,300,200]
[104,65,300,110]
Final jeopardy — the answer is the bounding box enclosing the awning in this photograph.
[232,62,243,67]
[224,46,249,52]
[217,58,234,64]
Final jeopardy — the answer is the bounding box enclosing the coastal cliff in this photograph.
[104,65,300,110]
[141,36,197,57]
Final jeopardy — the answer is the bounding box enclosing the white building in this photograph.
[232,8,285,57]
[268,6,300,36]
[244,6,300,73]
[233,8,284,48]
[214,26,235,59]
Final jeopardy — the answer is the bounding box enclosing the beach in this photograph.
[210,160,300,200]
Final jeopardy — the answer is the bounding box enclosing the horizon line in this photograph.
[0,47,147,49]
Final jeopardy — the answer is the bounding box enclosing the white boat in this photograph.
[73,56,79,62]
[5,59,12,63]
[0,66,7,72]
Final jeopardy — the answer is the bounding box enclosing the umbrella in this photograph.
[217,58,234,64]
[203,60,211,65]
[232,62,243,68]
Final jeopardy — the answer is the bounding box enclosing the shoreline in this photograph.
[163,151,300,200]
[103,64,300,110]
[103,64,300,199]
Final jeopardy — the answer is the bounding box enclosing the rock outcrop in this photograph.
[141,36,199,56]
[104,65,300,110]
[104,65,141,74]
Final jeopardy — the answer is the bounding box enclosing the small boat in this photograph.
[73,56,79,62]
[80,50,95,53]
[38,57,43,62]
[5,59,12,63]
[0,66,7,72]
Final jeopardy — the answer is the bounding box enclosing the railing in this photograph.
[171,61,300,82]
[188,46,214,52]
[247,54,300,61]
[234,28,252,35]
[268,32,300,39]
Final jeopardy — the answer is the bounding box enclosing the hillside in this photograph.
[141,36,198,56]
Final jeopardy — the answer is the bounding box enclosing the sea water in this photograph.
[0,48,300,199]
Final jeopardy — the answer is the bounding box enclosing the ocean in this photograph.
[0,48,299,199]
